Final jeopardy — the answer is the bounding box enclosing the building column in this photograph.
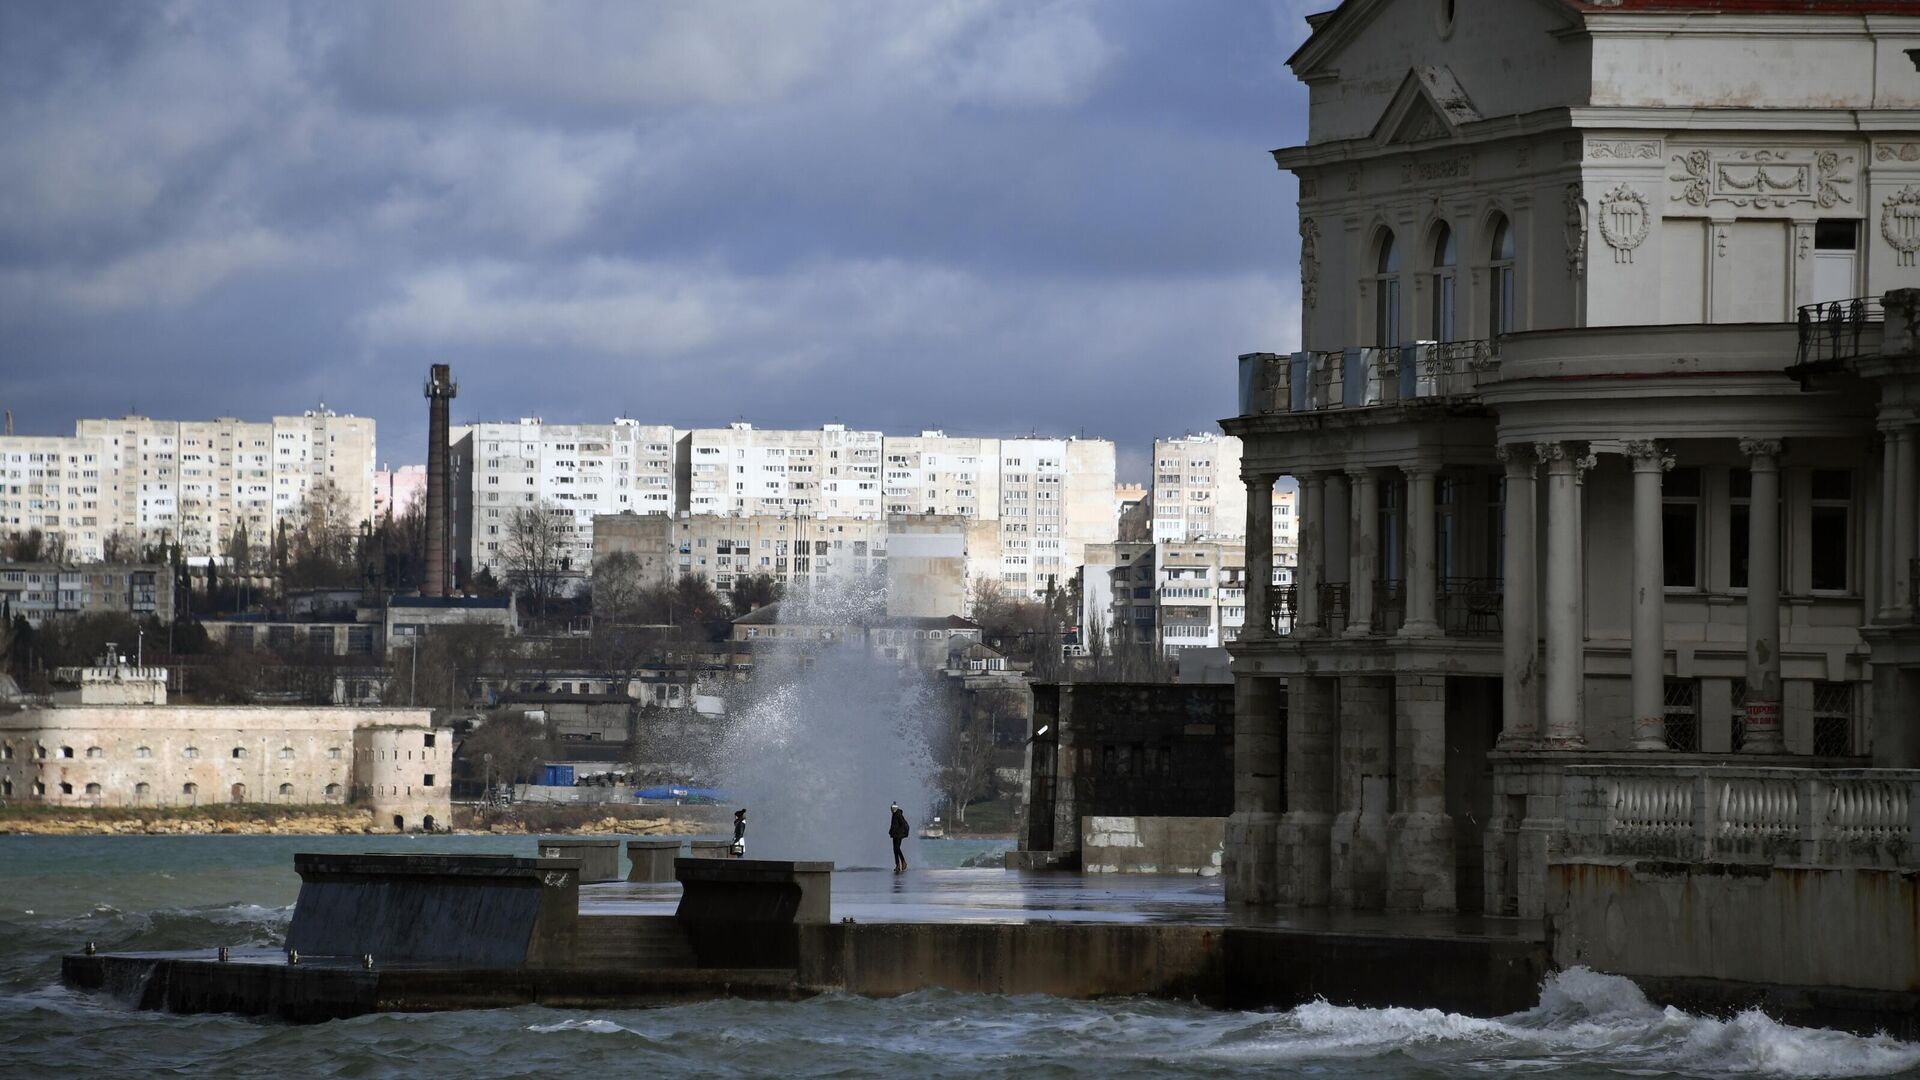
[1894,425,1917,624]
[1227,672,1283,905]
[1296,472,1324,636]
[1278,675,1337,906]
[1497,445,1540,746]
[1244,472,1275,640]
[1741,438,1786,754]
[1345,468,1379,637]
[1330,674,1391,909]
[1540,442,1587,747]
[1387,673,1454,911]
[1403,464,1440,636]
[1879,430,1897,622]
[1627,441,1670,750]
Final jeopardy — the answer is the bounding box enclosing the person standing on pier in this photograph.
[731,808,747,857]
[889,802,910,872]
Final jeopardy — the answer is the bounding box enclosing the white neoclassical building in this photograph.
[1224,0,1920,916]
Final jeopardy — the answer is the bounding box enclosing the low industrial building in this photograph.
[0,656,449,829]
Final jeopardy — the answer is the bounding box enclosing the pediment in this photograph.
[1371,66,1482,147]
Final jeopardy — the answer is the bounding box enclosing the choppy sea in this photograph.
[2,834,1918,1079]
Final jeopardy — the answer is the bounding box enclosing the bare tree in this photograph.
[503,501,568,619]
[936,686,1021,826]
[592,550,649,622]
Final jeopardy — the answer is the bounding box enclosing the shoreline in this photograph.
[0,804,720,838]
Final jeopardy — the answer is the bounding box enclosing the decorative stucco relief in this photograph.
[1598,184,1649,264]
[1300,218,1321,310]
[1882,187,1920,268]
[1564,184,1588,279]
[1668,148,1855,210]
[1875,144,1920,163]
[1588,140,1660,160]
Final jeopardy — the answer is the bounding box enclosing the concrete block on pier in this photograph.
[674,858,832,968]
[285,853,580,968]
[626,839,684,882]
[539,837,622,883]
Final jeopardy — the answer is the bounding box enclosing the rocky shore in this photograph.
[0,806,706,837]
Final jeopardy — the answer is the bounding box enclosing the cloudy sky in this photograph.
[1,1,1312,480]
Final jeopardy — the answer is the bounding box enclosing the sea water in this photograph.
[4,836,1920,1078]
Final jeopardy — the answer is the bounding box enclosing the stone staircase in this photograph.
[573,915,699,969]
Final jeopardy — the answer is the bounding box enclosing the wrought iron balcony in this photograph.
[1438,577,1502,637]
[1259,578,1501,638]
[1238,340,1499,417]
[1794,296,1882,365]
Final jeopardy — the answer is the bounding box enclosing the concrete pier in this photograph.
[626,839,683,882]
[538,838,622,883]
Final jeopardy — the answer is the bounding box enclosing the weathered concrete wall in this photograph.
[284,853,580,968]
[1223,926,1549,1016]
[798,922,1224,999]
[540,838,623,883]
[1082,816,1224,876]
[1549,858,1920,993]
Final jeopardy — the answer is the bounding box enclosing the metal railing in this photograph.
[1317,583,1349,635]
[1268,584,1296,635]
[1795,296,1883,365]
[1438,577,1502,637]
[1244,341,1500,416]
[1372,579,1405,636]
[1563,766,1920,869]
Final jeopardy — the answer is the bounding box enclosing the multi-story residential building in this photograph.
[1223,0,1920,923]
[677,423,884,518]
[1,410,379,561]
[0,436,110,560]
[373,465,427,520]
[1151,434,1246,543]
[1107,541,1252,655]
[457,419,676,583]
[995,437,1117,597]
[881,432,1001,518]
[591,511,973,617]
[0,562,172,626]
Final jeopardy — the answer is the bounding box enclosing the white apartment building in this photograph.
[1,411,376,562]
[458,419,676,583]
[1150,434,1302,571]
[678,423,885,518]
[881,432,1002,518]
[0,436,110,560]
[996,437,1117,597]
[1108,540,1253,655]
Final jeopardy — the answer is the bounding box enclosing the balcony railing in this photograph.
[1259,579,1501,638]
[1239,341,1499,417]
[1795,296,1883,365]
[1563,766,1920,869]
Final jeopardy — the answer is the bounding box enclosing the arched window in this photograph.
[135,746,152,759]
[183,782,199,799]
[86,746,103,759]
[231,747,247,760]
[59,782,73,795]
[279,783,294,797]
[279,746,294,760]
[134,782,151,801]
[183,746,200,759]
[2,743,12,760]
[1,780,11,797]
[35,745,46,760]
[59,746,73,759]
[324,783,342,800]
[85,782,101,796]
[32,782,45,797]
[328,747,342,761]
[1430,224,1457,341]
[1489,216,1516,335]
[1375,231,1402,346]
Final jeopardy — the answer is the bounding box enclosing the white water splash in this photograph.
[713,579,939,869]
[1212,968,1920,1076]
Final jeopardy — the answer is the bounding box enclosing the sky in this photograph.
[0,1,1314,482]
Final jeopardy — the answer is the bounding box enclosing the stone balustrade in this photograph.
[1564,766,1920,869]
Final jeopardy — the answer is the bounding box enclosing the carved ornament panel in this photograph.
[1667,147,1856,211]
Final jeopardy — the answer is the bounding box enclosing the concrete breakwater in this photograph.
[0,807,700,836]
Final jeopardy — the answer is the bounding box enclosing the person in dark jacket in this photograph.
[731,808,747,857]
[888,802,910,872]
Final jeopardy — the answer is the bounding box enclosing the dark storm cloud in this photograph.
[0,1,1314,479]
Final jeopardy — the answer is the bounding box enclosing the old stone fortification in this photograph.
[0,667,449,830]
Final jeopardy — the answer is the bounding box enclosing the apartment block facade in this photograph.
[0,562,173,626]
[0,411,376,562]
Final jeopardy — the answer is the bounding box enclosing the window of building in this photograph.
[1,744,10,760]
[1374,230,1402,345]
[183,782,198,798]
[59,782,73,795]
[324,783,342,800]
[183,746,200,759]
[1728,468,1784,592]
[424,774,436,787]
[1813,219,1860,305]
[1661,467,1702,589]
[231,747,247,759]
[59,746,73,759]
[135,782,150,800]
[424,733,435,748]
[279,783,294,797]
[85,782,101,796]
[1663,678,1700,752]
[1810,469,1852,593]
[1430,223,1457,340]
[136,746,151,758]
[1489,216,1516,335]
[32,782,44,797]
[86,746,102,759]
